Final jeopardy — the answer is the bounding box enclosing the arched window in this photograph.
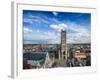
[63,51,66,55]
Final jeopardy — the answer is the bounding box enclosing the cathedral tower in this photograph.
[60,29,67,60]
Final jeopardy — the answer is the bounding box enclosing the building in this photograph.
[60,29,67,60]
[23,52,56,69]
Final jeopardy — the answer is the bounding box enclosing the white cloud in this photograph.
[40,31,60,44]
[49,23,68,32]
[24,14,90,44]
[28,15,50,24]
[41,32,57,40]
[23,18,33,24]
[52,12,58,16]
[67,32,90,43]
[48,22,90,44]
[67,22,91,43]
[24,22,90,44]
[36,29,40,33]
[24,27,33,33]
[24,15,50,25]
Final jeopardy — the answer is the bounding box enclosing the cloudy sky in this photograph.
[23,10,91,44]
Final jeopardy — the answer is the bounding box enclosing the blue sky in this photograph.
[23,10,91,44]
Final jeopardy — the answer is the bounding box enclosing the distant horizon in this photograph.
[23,43,91,45]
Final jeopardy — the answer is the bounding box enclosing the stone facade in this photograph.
[60,30,67,60]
